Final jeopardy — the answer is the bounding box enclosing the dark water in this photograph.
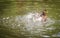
[0,0,60,38]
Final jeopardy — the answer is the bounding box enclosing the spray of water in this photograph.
[15,13,55,36]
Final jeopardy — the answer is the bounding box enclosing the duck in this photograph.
[33,9,47,22]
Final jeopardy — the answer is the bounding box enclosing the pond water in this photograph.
[0,0,60,38]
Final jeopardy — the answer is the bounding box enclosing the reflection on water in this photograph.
[2,12,59,38]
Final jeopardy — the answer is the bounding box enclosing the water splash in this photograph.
[15,13,55,35]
